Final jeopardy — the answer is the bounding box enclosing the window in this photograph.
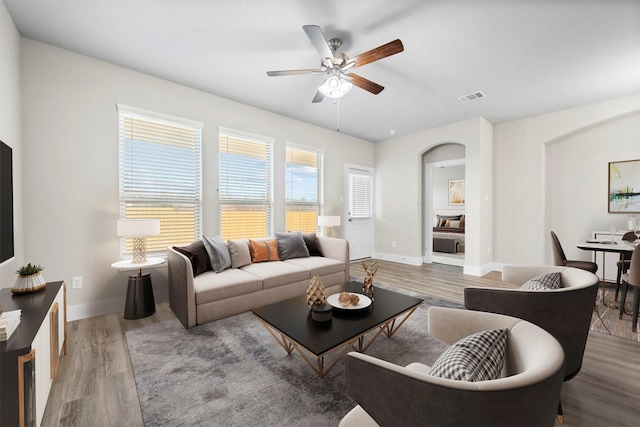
[349,173,373,218]
[118,104,202,256]
[219,128,273,240]
[286,144,323,233]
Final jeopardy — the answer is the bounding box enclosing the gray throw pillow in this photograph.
[227,238,252,268]
[275,231,310,260]
[429,328,508,382]
[202,235,232,273]
[520,272,562,291]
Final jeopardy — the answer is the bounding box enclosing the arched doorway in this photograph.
[423,143,466,267]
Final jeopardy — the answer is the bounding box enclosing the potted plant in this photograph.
[12,263,47,294]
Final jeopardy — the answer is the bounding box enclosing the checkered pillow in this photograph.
[520,272,562,291]
[429,329,508,382]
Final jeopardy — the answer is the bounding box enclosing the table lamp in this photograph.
[318,215,341,237]
[117,219,161,263]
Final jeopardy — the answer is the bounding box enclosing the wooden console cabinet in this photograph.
[0,281,66,427]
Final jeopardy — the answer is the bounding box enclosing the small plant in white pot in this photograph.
[12,263,47,294]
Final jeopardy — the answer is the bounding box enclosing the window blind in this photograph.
[286,145,323,233]
[219,129,273,240]
[118,106,202,255]
[349,173,373,218]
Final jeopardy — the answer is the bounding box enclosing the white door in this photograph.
[344,165,374,261]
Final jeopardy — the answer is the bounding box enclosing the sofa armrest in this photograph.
[317,236,349,280]
[167,246,197,328]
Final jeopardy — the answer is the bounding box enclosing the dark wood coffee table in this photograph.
[251,281,423,378]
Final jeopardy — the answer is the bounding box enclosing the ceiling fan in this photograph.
[267,25,404,103]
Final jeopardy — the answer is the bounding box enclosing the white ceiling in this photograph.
[5,0,640,142]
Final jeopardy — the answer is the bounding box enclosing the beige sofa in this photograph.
[167,236,349,328]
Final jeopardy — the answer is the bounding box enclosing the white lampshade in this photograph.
[117,219,160,237]
[317,215,341,227]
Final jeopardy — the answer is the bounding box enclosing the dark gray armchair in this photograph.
[464,265,599,423]
[339,307,565,427]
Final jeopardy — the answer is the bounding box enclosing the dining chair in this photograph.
[550,231,598,273]
[618,244,640,332]
[614,231,637,301]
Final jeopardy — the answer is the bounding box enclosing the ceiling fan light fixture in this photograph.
[318,75,352,99]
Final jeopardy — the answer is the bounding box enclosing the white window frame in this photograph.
[117,104,203,257]
[218,126,274,239]
[285,142,324,233]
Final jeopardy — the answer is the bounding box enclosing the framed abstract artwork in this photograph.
[609,159,640,213]
[448,179,465,206]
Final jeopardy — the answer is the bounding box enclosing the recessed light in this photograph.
[389,130,397,135]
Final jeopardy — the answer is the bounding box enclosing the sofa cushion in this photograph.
[276,231,310,260]
[302,233,323,256]
[429,328,508,382]
[228,239,252,268]
[173,240,211,277]
[194,269,262,304]
[241,261,309,290]
[203,235,232,273]
[520,272,562,291]
[285,256,345,277]
[249,239,281,263]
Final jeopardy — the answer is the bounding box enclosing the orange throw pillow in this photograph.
[248,239,281,263]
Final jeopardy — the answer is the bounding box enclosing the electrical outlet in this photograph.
[72,276,83,289]
[392,241,397,248]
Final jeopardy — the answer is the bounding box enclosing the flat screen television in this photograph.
[1,140,14,265]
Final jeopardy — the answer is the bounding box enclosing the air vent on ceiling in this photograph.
[457,90,487,103]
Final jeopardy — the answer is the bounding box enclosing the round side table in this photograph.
[111,257,166,319]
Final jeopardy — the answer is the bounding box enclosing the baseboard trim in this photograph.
[372,252,422,266]
[463,263,499,277]
[67,289,168,321]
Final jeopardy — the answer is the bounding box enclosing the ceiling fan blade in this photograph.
[303,25,335,61]
[347,73,384,95]
[266,69,324,77]
[312,91,325,103]
[347,39,404,69]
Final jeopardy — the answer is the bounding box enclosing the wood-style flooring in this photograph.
[42,260,640,426]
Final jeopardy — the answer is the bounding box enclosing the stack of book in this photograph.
[0,309,22,342]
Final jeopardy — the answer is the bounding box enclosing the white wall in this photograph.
[20,39,374,319]
[432,165,465,211]
[493,95,640,267]
[0,2,23,287]
[374,117,493,275]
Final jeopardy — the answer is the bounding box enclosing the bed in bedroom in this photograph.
[432,209,465,254]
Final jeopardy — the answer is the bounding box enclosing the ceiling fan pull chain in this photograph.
[336,98,340,133]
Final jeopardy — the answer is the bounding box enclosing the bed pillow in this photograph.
[436,214,462,227]
[302,233,323,256]
[249,239,281,263]
[520,272,562,291]
[173,240,212,277]
[275,231,310,260]
[429,329,508,382]
[228,238,252,268]
[202,235,232,273]
[445,220,461,228]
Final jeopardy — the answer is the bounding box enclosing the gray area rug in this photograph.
[125,286,462,426]
[591,287,640,342]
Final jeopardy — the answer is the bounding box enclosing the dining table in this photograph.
[577,238,637,314]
